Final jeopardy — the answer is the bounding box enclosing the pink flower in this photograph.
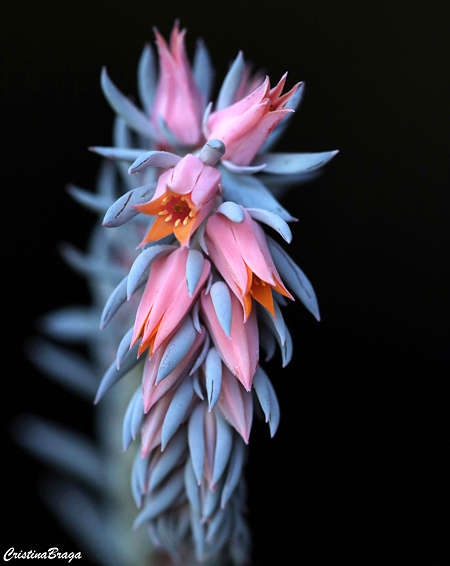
[205,207,293,320]
[134,154,222,247]
[152,23,204,147]
[206,73,299,166]
[131,247,210,357]
[200,289,259,391]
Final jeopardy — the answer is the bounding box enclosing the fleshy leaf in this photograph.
[220,166,296,222]
[216,201,245,223]
[193,38,215,107]
[127,244,177,300]
[94,344,141,404]
[187,404,205,485]
[133,468,185,528]
[252,150,339,174]
[266,235,320,320]
[148,428,187,491]
[205,347,222,410]
[220,437,246,508]
[246,207,292,243]
[128,150,182,174]
[211,414,233,488]
[186,250,205,298]
[156,317,197,383]
[216,51,245,111]
[210,281,233,339]
[138,43,156,114]
[101,67,158,140]
[102,184,157,228]
[161,376,195,450]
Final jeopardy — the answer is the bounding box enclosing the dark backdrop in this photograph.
[2,1,449,565]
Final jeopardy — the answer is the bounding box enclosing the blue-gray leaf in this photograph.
[216,51,245,111]
[161,376,194,450]
[186,249,205,297]
[127,244,176,300]
[210,281,232,339]
[246,208,292,243]
[101,67,158,140]
[156,316,197,383]
[253,150,339,174]
[266,235,320,320]
[220,167,296,222]
[128,149,182,174]
[205,348,222,410]
[216,201,245,223]
[138,43,156,114]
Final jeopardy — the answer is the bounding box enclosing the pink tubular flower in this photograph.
[200,289,259,391]
[206,73,300,166]
[134,154,222,247]
[205,207,293,320]
[152,23,204,147]
[131,247,210,357]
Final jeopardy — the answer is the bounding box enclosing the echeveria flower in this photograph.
[206,74,299,166]
[134,153,221,247]
[152,23,204,147]
[205,206,293,320]
[22,21,338,566]
[131,246,210,356]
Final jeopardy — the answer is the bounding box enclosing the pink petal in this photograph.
[200,290,259,391]
[231,209,276,285]
[217,366,253,443]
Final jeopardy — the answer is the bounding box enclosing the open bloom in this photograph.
[206,74,299,166]
[131,247,211,357]
[152,23,204,147]
[134,154,221,247]
[205,207,293,320]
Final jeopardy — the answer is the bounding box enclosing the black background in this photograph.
[2,1,449,565]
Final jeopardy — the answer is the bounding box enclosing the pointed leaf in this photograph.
[156,316,197,383]
[210,281,232,339]
[205,348,222,410]
[216,201,245,223]
[138,43,156,114]
[266,235,320,320]
[211,414,233,488]
[246,207,292,243]
[193,38,214,107]
[161,376,195,450]
[88,146,148,161]
[127,244,176,300]
[216,51,245,111]
[102,183,157,228]
[66,184,113,213]
[253,150,339,174]
[101,67,158,140]
[99,276,128,330]
[149,428,187,491]
[220,166,296,222]
[186,250,205,297]
[133,468,185,528]
[128,150,182,174]
[94,344,140,404]
[187,404,205,485]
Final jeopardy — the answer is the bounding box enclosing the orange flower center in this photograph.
[135,189,199,246]
[157,193,194,228]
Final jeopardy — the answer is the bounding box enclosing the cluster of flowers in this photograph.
[29,22,337,566]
